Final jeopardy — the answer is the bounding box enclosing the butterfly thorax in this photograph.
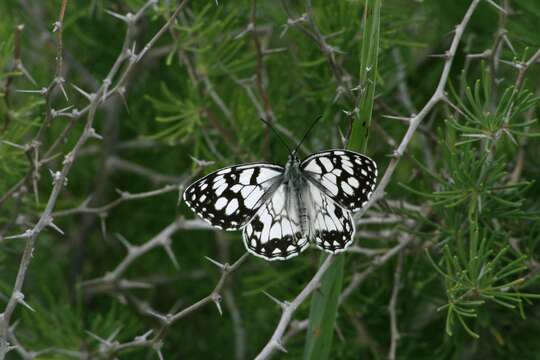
[283,154,302,184]
[183,148,377,260]
[284,154,310,236]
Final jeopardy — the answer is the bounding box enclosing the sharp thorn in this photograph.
[262,291,287,309]
[204,256,225,269]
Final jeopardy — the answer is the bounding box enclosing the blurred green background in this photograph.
[1,0,540,359]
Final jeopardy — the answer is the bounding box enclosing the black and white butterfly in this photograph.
[183,123,377,261]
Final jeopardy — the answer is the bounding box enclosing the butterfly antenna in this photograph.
[292,115,323,155]
[260,117,292,154]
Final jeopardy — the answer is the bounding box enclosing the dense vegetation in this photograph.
[1,0,539,359]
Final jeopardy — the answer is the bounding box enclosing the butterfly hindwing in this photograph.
[301,149,377,211]
[184,148,377,260]
[306,182,355,252]
[183,163,283,230]
[243,184,309,261]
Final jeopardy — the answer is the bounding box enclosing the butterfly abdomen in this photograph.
[298,204,309,234]
[184,149,377,261]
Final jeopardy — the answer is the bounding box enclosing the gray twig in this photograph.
[0,1,190,357]
[388,253,404,360]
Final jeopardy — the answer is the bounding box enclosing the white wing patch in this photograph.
[307,182,355,253]
[301,149,377,211]
[183,163,283,230]
[243,184,309,261]
[183,149,377,261]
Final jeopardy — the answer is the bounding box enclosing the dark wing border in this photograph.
[183,163,284,230]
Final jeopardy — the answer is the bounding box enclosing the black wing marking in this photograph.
[183,163,283,230]
[243,184,309,261]
[306,182,355,253]
[301,149,377,212]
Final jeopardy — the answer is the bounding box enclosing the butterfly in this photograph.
[183,121,377,261]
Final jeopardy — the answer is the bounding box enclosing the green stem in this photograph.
[304,1,380,359]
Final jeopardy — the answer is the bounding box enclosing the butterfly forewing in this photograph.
[301,149,377,211]
[183,163,283,230]
[183,147,377,260]
[243,183,309,260]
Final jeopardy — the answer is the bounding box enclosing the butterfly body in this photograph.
[282,154,310,233]
[183,149,377,261]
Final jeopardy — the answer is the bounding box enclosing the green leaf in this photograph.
[303,254,344,360]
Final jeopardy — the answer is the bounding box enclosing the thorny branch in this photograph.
[253,1,482,358]
[254,255,336,360]
[273,232,416,350]
[113,253,249,359]
[2,0,538,358]
[51,172,196,218]
[388,253,403,360]
[0,1,190,358]
[83,217,214,295]
[355,0,482,220]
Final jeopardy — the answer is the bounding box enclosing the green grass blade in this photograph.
[304,1,380,359]
[303,254,344,360]
[351,0,381,152]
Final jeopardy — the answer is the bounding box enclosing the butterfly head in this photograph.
[287,152,301,165]
[284,152,302,181]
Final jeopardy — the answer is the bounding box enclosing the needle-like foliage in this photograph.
[0,1,539,359]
